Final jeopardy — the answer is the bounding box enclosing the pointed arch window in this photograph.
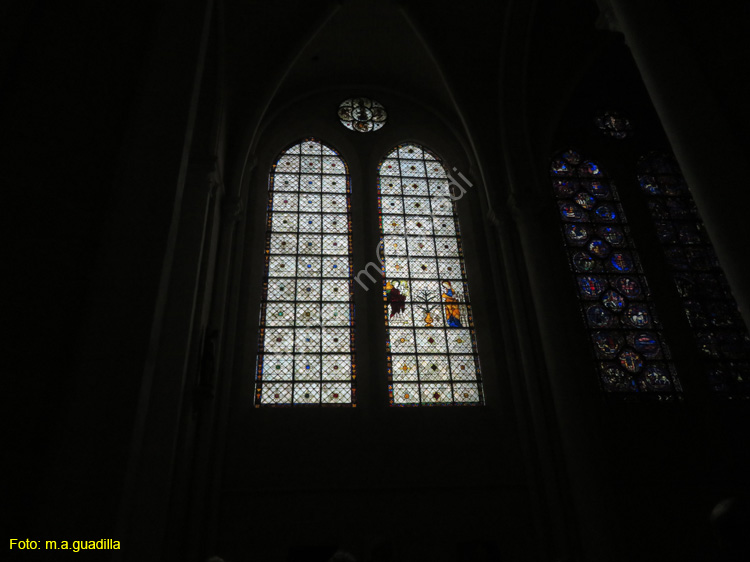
[637,153,750,397]
[254,139,356,406]
[377,143,484,406]
[550,149,681,398]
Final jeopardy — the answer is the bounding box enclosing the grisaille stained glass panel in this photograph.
[638,153,750,397]
[378,144,483,406]
[551,149,681,399]
[255,139,355,406]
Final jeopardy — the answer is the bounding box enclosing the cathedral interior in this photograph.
[6,1,750,561]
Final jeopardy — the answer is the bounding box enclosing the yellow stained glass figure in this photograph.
[442,281,462,327]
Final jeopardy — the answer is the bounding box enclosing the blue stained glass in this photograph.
[578,275,606,297]
[594,331,622,356]
[572,252,596,272]
[586,304,614,328]
[551,160,569,174]
[619,350,644,373]
[586,181,609,197]
[575,193,597,210]
[610,252,633,272]
[599,226,624,245]
[616,277,641,297]
[595,205,617,221]
[553,180,576,196]
[560,202,585,221]
[639,176,661,195]
[644,366,672,390]
[626,304,650,327]
[581,161,600,175]
[602,290,626,311]
[587,239,611,258]
[634,333,660,357]
[552,149,680,397]
[566,223,589,243]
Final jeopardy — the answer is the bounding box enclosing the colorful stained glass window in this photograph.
[638,153,750,397]
[595,110,632,139]
[255,139,356,406]
[378,144,483,406]
[551,149,681,398]
[338,98,387,133]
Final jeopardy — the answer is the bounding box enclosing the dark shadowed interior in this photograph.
[5,1,750,561]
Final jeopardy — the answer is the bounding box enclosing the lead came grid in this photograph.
[255,139,356,406]
[378,144,484,406]
[550,149,681,399]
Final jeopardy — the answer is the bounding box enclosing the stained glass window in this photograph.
[338,98,387,133]
[255,139,356,406]
[377,144,483,406]
[638,153,750,397]
[550,149,681,398]
[595,110,632,139]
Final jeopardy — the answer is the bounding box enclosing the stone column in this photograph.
[607,0,750,325]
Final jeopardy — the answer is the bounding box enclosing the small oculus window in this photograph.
[595,110,632,139]
[338,97,387,133]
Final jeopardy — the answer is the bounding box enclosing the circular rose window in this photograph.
[338,97,387,132]
[595,110,632,139]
